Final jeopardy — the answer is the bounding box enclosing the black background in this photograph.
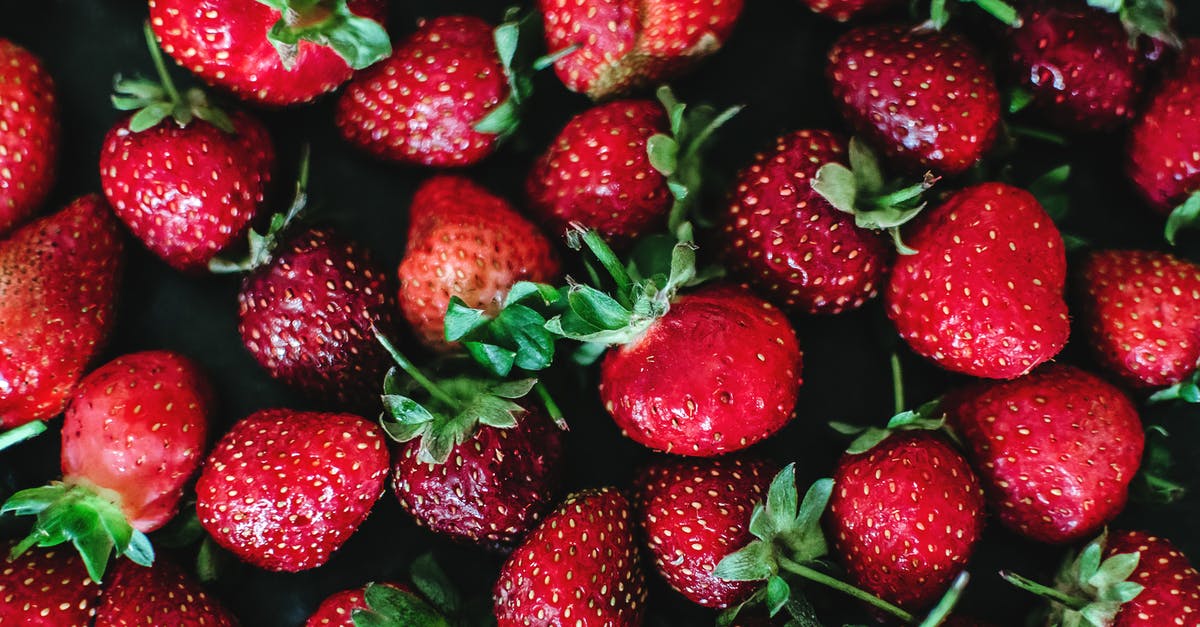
[2,1,1199,625]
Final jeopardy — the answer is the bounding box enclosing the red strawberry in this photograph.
[943,364,1145,544]
[1105,530,1200,625]
[0,194,123,432]
[494,487,647,626]
[886,182,1069,379]
[306,555,468,625]
[306,582,407,627]
[95,559,236,626]
[195,409,389,572]
[0,542,101,626]
[539,0,744,100]
[827,24,1001,175]
[149,0,389,107]
[398,175,559,350]
[1076,249,1200,389]
[0,39,58,236]
[634,455,778,608]
[827,431,986,610]
[799,0,901,22]
[3,350,213,581]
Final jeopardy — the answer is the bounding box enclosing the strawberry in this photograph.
[799,0,902,22]
[149,0,389,107]
[0,194,123,435]
[539,0,744,100]
[943,364,1145,544]
[398,175,559,350]
[0,542,101,626]
[886,182,1069,379]
[195,409,389,572]
[2,350,213,582]
[827,24,1002,175]
[306,555,470,626]
[306,582,409,627]
[95,558,237,626]
[0,39,58,236]
[494,487,647,626]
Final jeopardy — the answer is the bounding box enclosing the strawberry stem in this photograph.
[777,555,916,623]
[999,570,1089,610]
[573,226,634,308]
[864,175,936,211]
[966,0,1022,27]
[534,383,568,431]
[375,330,461,410]
[533,44,580,72]
[890,353,905,416]
[142,21,181,106]
[0,420,47,451]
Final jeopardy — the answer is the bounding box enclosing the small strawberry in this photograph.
[2,350,213,582]
[0,542,101,626]
[799,0,902,22]
[539,0,744,99]
[886,182,1070,379]
[0,194,123,438]
[95,559,237,626]
[306,554,472,626]
[494,487,647,626]
[149,0,389,107]
[0,39,58,236]
[307,583,409,627]
[827,24,1002,175]
[195,409,389,572]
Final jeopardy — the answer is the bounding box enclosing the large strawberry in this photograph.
[0,542,102,626]
[2,351,213,582]
[827,24,1001,175]
[494,487,647,626]
[539,0,744,100]
[149,0,389,107]
[95,559,237,626]
[0,39,58,236]
[0,194,123,440]
[195,409,389,572]
[886,182,1069,379]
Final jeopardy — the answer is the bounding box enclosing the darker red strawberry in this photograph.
[149,0,389,107]
[827,24,1001,175]
[0,39,58,236]
[306,583,404,627]
[886,182,1069,379]
[95,559,236,626]
[494,487,647,626]
[799,0,901,22]
[943,364,1145,544]
[1104,530,1200,625]
[195,409,389,572]
[0,542,101,626]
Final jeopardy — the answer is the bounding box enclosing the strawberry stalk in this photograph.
[890,352,905,415]
[0,420,47,451]
[256,0,391,70]
[926,0,1022,29]
[999,571,1090,610]
[775,556,916,622]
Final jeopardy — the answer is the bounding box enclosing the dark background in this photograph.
[2,1,1199,625]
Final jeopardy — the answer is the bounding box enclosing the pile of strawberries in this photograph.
[2,0,1200,625]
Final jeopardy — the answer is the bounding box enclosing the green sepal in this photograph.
[409,553,462,617]
[1147,366,1200,403]
[1008,87,1035,114]
[260,0,390,71]
[1164,191,1200,246]
[444,282,564,377]
[1130,425,1187,504]
[351,582,451,627]
[1089,0,1182,48]
[472,8,566,140]
[832,398,949,455]
[209,146,312,274]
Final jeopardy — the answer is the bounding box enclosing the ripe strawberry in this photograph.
[0,39,58,236]
[149,0,389,107]
[307,555,469,625]
[1103,530,1200,624]
[195,409,389,572]
[799,0,902,22]
[0,194,123,432]
[398,175,559,350]
[95,559,236,626]
[1076,250,1200,389]
[886,182,1069,379]
[539,0,744,100]
[0,542,101,626]
[943,364,1145,544]
[2,350,213,582]
[827,431,986,610]
[634,455,779,608]
[827,24,1001,175]
[494,487,647,626]
[306,582,408,627]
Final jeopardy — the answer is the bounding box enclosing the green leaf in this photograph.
[848,137,884,195]
[810,163,858,215]
[765,575,791,616]
[356,582,450,627]
[128,101,173,132]
[265,0,391,70]
[1008,87,1035,114]
[572,342,608,366]
[714,540,776,582]
[1165,192,1200,246]
[492,305,556,372]
[492,21,520,69]
[566,285,632,331]
[1090,552,1140,590]
[1086,0,1122,12]
[381,395,437,427]
[488,378,538,399]
[444,298,490,342]
[504,281,562,308]
[462,342,517,378]
[765,464,799,536]
[646,134,680,177]
[473,98,520,135]
[410,553,461,617]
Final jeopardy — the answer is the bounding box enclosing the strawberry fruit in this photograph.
[0,542,102,626]
[0,38,58,236]
[799,0,902,22]
[95,558,237,626]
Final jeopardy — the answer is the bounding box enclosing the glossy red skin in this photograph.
[392,408,564,549]
[149,0,387,106]
[239,228,398,409]
[336,16,507,167]
[1107,530,1200,626]
[399,176,560,349]
[0,543,101,626]
[600,284,802,456]
[494,488,647,626]
[196,409,389,572]
[827,432,986,611]
[0,39,58,236]
[886,183,1069,379]
[95,559,237,626]
[62,351,212,533]
[1128,39,1200,214]
[540,0,744,99]
[944,364,1145,544]
[722,129,892,315]
[799,0,901,21]
[634,455,778,609]
[99,111,274,272]
[0,195,123,428]
[305,582,408,627]
[828,24,1001,175]
[1077,250,1200,387]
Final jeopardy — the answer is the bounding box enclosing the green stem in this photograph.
[578,228,634,309]
[964,0,1021,27]
[142,21,181,105]
[534,383,567,431]
[890,353,905,416]
[281,144,312,225]
[865,178,933,211]
[374,330,461,410]
[999,570,1089,611]
[778,556,915,623]
[533,44,580,72]
[918,571,969,627]
[928,0,949,28]
[0,420,47,451]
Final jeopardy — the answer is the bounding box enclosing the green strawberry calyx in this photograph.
[924,0,1022,30]
[830,398,955,455]
[1,481,155,583]
[257,0,391,71]
[1163,190,1200,246]
[1088,0,1182,48]
[351,553,472,627]
[1001,530,1144,627]
[209,146,312,274]
[1130,425,1187,505]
